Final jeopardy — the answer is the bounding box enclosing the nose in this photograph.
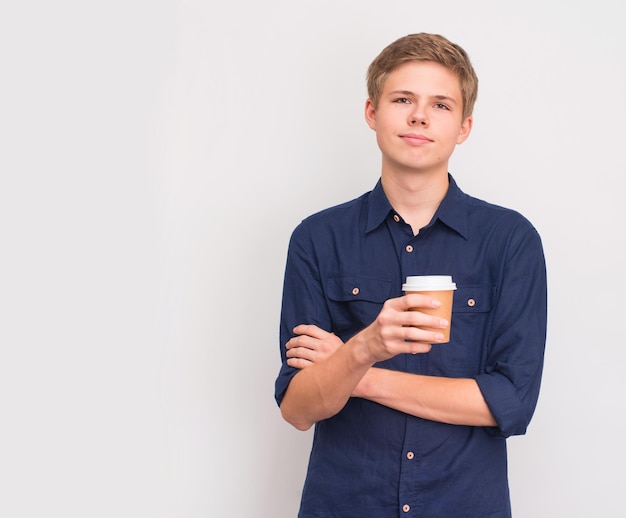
[409,104,428,127]
[410,115,428,126]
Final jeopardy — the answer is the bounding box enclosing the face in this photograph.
[365,61,472,178]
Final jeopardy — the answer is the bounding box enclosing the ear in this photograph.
[364,98,377,130]
[456,116,473,144]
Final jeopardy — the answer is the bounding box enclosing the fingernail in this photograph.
[432,299,441,307]
[439,319,449,328]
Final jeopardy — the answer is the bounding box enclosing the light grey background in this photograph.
[2,1,625,516]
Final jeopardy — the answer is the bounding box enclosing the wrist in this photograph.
[346,330,376,370]
[351,369,371,398]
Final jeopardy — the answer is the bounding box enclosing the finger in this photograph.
[381,293,439,312]
[403,311,449,330]
[401,325,446,344]
[285,336,300,350]
[376,303,448,333]
[402,293,443,310]
[285,334,322,351]
[286,346,308,359]
[293,324,334,340]
[286,345,321,362]
[286,357,313,369]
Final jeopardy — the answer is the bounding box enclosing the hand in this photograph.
[285,324,344,369]
[358,293,449,362]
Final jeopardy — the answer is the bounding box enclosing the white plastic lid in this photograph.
[402,275,457,292]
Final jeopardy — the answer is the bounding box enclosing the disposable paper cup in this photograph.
[402,275,457,343]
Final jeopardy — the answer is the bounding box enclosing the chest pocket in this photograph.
[452,285,494,314]
[326,275,393,335]
[437,285,496,375]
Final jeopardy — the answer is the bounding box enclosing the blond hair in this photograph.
[366,33,478,119]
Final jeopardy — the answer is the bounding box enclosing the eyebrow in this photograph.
[387,90,459,105]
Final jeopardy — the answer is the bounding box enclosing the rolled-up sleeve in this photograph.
[475,223,547,438]
[274,220,332,406]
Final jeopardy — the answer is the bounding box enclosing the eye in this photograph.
[394,97,411,104]
[434,103,450,110]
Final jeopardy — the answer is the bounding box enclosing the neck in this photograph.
[381,171,449,235]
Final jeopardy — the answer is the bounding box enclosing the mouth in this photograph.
[399,133,433,145]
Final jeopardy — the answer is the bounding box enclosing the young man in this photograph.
[275,33,547,517]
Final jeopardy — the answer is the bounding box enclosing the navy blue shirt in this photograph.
[275,175,547,518]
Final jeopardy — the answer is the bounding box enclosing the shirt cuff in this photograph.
[475,371,530,438]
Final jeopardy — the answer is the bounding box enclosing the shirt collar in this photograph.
[365,174,470,239]
[365,179,395,233]
[432,175,470,240]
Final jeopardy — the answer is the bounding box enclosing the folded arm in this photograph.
[353,368,496,426]
[279,294,448,430]
[284,323,496,428]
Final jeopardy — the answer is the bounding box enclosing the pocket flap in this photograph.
[327,275,393,303]
[453,285,495,313]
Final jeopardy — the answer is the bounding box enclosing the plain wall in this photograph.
[2,0,625,516]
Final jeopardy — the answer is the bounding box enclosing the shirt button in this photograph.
[405,245,414,253]
[406,451,414,460]
[393,214,400,223]
[403,504,411,513]
[352,287,360,295]
[467,298,476,307]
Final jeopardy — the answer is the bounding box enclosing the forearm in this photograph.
[280,334,373,430]
[354,368,497,427]
[281,299,448,430]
